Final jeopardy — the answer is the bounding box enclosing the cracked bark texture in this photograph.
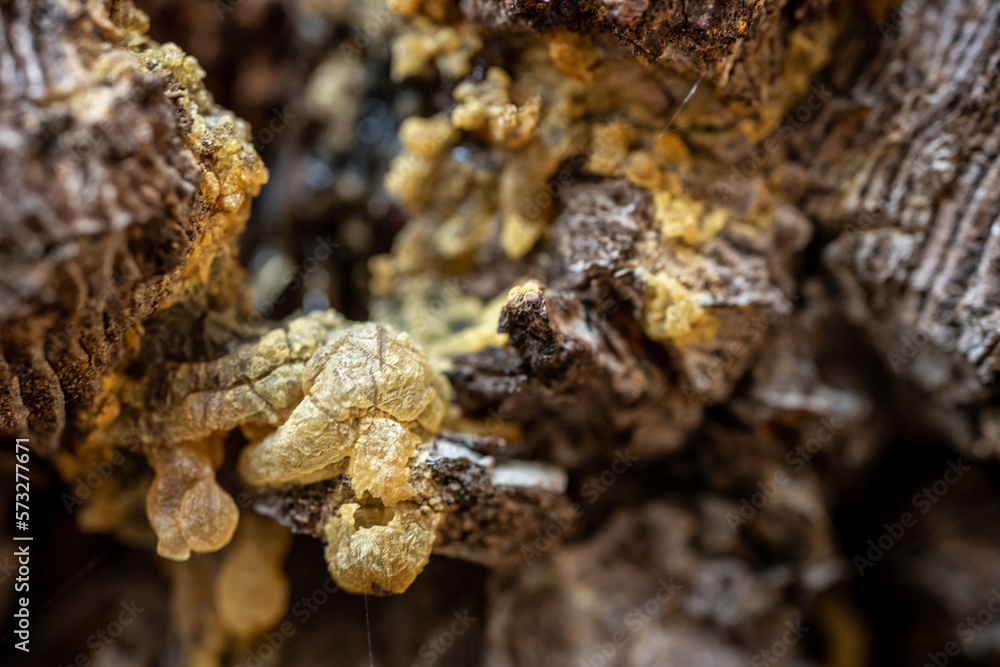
[801,0,1000,448]
[0,0,267,455]
[458,0,833,103]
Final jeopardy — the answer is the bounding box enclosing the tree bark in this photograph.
[4,0,1000,665]
[0,0,266,454]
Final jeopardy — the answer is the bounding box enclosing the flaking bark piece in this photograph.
[447,180,810,464]
[449,279,703,463]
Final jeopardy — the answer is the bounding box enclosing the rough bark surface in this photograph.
[448,179,810,464]
[255,433,572,569]
[459,0,833,102]
[4,0,1000,665]
[0,0,266,454]
[803,0,1000,426]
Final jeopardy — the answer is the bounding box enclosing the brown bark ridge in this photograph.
[0,0,267,455]
[458,0,833,102]
[447,179,811,466]
[800,0,1000,451]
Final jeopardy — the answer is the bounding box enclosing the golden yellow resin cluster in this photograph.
[234,318,449,505]
[79,309,451,594]
[141,311,448,592]
[372,5,840,351]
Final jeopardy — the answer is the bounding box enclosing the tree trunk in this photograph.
[2,0,1000,665]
